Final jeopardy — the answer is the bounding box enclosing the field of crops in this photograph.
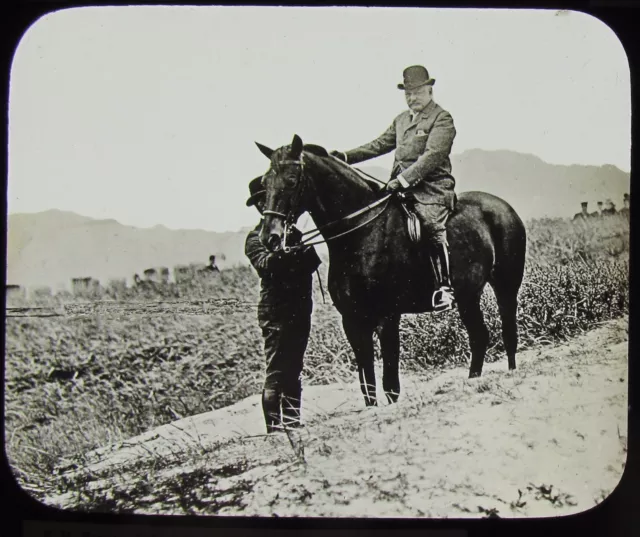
[4,214,630,499]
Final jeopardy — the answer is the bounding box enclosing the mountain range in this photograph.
[6,149,630,289]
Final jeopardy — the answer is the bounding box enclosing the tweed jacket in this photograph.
[244,221,321,321]
[344,100,457,209]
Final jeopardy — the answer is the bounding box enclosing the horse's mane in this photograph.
[302,144,382,194]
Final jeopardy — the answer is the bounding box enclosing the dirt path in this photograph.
[49,317,628,518]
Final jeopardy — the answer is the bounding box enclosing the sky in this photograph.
[8,7,631,233]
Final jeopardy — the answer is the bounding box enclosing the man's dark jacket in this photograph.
[245,221,321,321]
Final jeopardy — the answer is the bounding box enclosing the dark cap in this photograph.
[581,202,588,207]
[398,65,436,91]
[624,193,630,201]
[246,176,266,207]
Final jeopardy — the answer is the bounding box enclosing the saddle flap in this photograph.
[398,197,421,244]
[407,211,421,243]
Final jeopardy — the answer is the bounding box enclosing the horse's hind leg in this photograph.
[457,291,489,378]
[378,313,401,404]
[491,282,519,371]
[342,314,377,406]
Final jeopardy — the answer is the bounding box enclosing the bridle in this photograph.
[262,153,393,253]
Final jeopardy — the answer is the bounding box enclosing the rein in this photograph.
[263,152,394,253]
[297,194,392,248]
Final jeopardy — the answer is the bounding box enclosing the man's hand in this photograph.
[329,150,347,162]
[384,178,403,192]
[285,225,303,246]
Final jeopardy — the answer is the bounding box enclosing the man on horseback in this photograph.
[244,176,322,433]
[331,65,456,312]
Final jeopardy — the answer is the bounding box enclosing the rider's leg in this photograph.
[413,203,454,311]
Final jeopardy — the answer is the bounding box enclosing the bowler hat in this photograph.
[246,176,266,207]
[398,65,436,90]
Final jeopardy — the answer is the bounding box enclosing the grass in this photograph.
[4,214,630,505]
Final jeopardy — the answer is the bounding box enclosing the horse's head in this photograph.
[255,134,310,252]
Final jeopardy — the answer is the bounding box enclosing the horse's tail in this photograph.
[486,197,527,290]
[487,192,526,370]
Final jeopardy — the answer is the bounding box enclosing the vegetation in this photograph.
[4,214,629,503]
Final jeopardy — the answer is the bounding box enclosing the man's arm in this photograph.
[344,121,397,165]
[245,230,289,277]
[245,229,321,277]
[399,111,456,187]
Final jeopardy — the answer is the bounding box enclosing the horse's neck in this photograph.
[305,156,378,229]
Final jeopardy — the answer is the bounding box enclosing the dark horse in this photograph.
[256,134,526,407]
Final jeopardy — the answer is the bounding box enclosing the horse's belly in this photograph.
[329,260,436,315]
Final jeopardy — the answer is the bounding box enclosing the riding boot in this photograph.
[261,388,282,434]
[430,243,455,312]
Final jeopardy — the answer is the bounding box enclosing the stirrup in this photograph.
[432,287,455,313]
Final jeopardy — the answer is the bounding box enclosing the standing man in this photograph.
[572,202,590,222]
[602,198,617,216]
[330,65,456,312]
[245,176,322,433]
[591,201,604,218]
[620,193,630,220]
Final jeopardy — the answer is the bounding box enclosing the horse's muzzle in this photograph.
[267,233,282,252]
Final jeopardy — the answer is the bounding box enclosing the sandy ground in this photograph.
[48,317,628,518]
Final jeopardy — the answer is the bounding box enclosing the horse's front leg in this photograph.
[342,314,377,406]
[378,313,401,404]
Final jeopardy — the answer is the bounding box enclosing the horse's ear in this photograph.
[290,134,303,158]
[303,144,330,158]
[255,142,274,159]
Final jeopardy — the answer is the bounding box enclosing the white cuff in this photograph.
[397,174,410,189]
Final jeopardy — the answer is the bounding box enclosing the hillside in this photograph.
[450,149,629,222]
[6,150,629,289]
[6,209,250,289]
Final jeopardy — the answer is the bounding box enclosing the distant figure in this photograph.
[602,198,617,216]
[159,267,170,284]
[134,273,156,292]
[620,193,630,219]
[71,277,100,296]
[173,265,191,284]
[572,202,590,222]
[591,201,604,219]
[205,255,220,273]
